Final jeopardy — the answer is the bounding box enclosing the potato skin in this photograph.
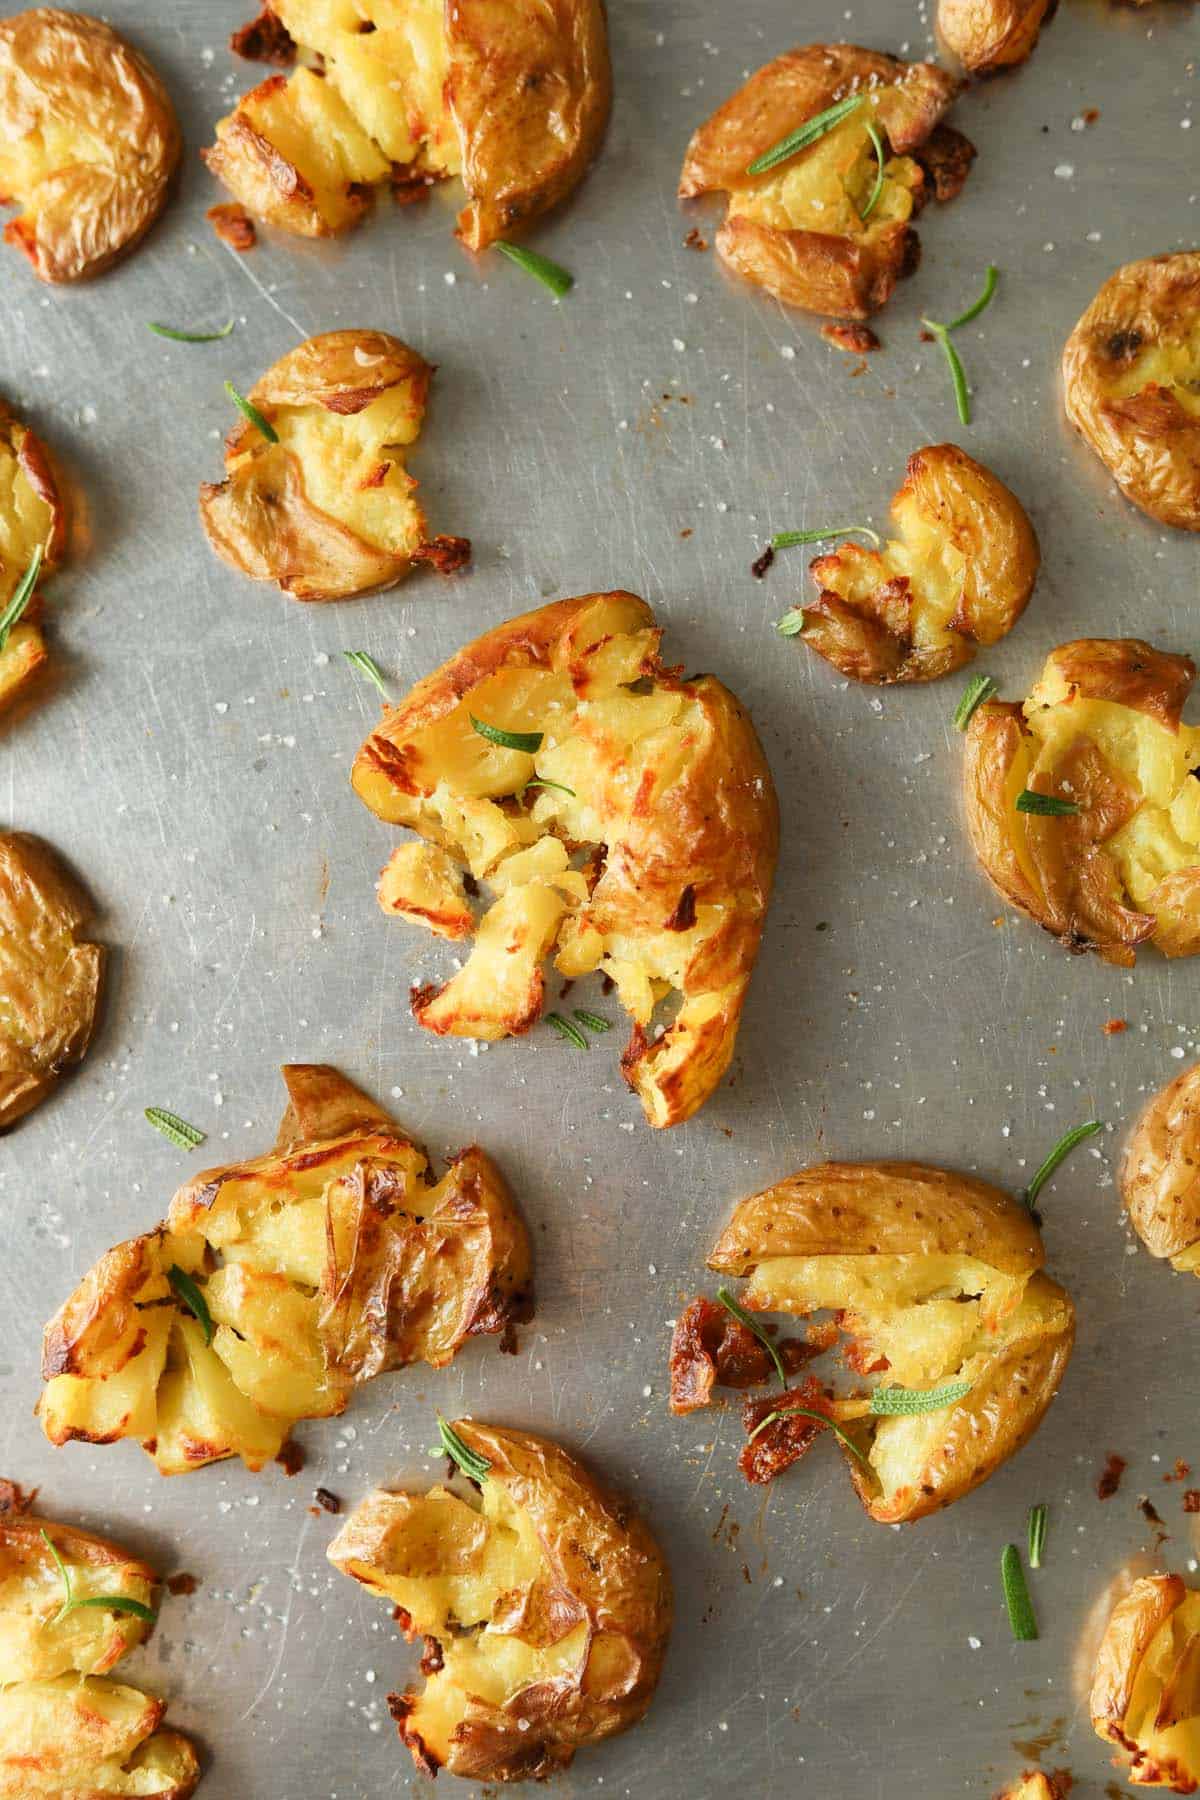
[1122,1064,1200,1263]
[937,0,1057,74]
[1063,253,1200,532]
[1089,1573,1200,1790]
[0,9,180,282]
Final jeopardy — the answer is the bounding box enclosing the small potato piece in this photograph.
[199,330,468,602]
[678,45,971,320]
[799,443,1039,684]
[39,1066,532,1475]
[0,832,104,1130]
[1122,1063,1200,1269]
[378,842,475,940]
[0,399,66,721]
[1062,253,1200,532]
[328,1421,671,1781]
[963,639,1200,965]
[995,1776,1072,1800]
[351,592,779,1128]
[1091,1575,1200,1791]
[937,0,1057,75]
[0,1515,156,1684]
[0,9,180,283]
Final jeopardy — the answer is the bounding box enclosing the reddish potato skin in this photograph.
[937,0,1058,74]
[1122,1063,1200,1263]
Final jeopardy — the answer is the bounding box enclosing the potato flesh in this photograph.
[238,65,390,228]
[378,842,474,939]
[0,1551,153,1686]
[0,1675,186,1796]
[812,494,970,661]
[267,380,425,553]
[0,429,53,608]
[1122,1591,1200,1786]
[730,92,921,241]
[1106,328,1200,422]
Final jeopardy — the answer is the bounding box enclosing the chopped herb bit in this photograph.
[519,777,575,799]
[1024,1119,1102,1207]
[771,523,881,550]
[145,1108,206,1151]
[1015,789,1079,816]
[921,267,1000,426]
[859,118,887,221]
[716,1286,786,1387]
[869,1380,971,1416]
[436,1417,490,1482]
[0,545,43,654]
[167,1265,214,1347]
[747,1405,871,1467]
[775,609,807,638]
[947,264,1000,331]
[547,1012,588,1049]
[148,320,234,343]
[573,1009,611,1033]
[469,715,544,754]
[40,1528,157,1627]
[495,242,573,298]
[953,674,998,732]
[224,380,278,443]
[342,650,391,699]
[747,93,864,176]
[1001,1543,1038,1641]
[1028,1502,1048,1570]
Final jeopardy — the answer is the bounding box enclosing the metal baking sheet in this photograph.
[2,1,1198,1793]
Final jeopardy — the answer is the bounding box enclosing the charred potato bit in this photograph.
[0,833,103,1131]
[206,0,610,250]
[1063,253,1200,532]
[937,0,1058,75]
[1123,1063,1200,1271]
[351,592,779,1129]
[704,1161,1074,1521]
[0,401,63,720]
[199,330,468,602]
[1091,1574,1200,1791]
[38,1065,532,1475]
[668,1294,817,1414]
[0,9,180,283]
[328,1421,671,1781]
[678,45,971,320]
[799,443,1040,684]
[0,1510,200,1798]
[963,639,1200,965]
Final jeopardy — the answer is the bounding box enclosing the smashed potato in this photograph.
[351,591,779,1129]
[1091,1574,1200,1792]
[1062,253,1200,532]
[937,0,1058,74]
[963,639,1200,965]
[39,1065,531,1474]
[1122,1063,1200,1271]
[796,443,1039,684]
[200,330,468,603]
[700,1161,1074,1520]
[206,0,610,250]
[0,400,64,720]
[328,1421,671,1781]
[678,45,973,320]
[0,832,103,1131]
[0,9,180,283]
[0,1509,200,1798]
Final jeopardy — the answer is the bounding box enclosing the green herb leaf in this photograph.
[1024,1119,1102,1208]
[869,1380,972,1416]
[775,610,807,638]
[573,1009,611,1033]
[859,118,887,221]
[1015,789,1079,817]
[470,715,544,754]
[923,322,972,425]
[747,93,864,175]
[40,1529,74,1624]
[1028,1502,1048,1570]
[519,777,575,799]
[947,264,1000,332]
[168,1265,214,1347]
[953,674,998,732]
[39,1530,157,1626]
[495,242,573,298]
[747,1404,872,1468]
[343,650,391,699]
[547,1012,589,1049]
[1001,1543,1038,1641]
[436,1417,491,1482]
[0,545,44,654]
[771,524,881,550]
[149,320,235,343]
[145,1108,206,1151]
[716,1286,786,1387]
[224,380,279,443]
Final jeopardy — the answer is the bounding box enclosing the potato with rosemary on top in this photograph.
[328,1419,671,1782]
[678,44,974,320]
[1091,1574,1200,1792]
[0,400,66,721]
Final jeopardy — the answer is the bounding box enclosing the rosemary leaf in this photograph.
[1015,790,1079,817]
[947,264,1000,331]
[1001,1543,1038,1641]
[68,1594,158,1622]
[953,674,997,732]
[145,1108,206,1151]
[869,1380,971,1416]
[0,545,43,654]
[495,242,573,298]
[519,777,575,799]
[716,1286,786,1386]
[547,1013,589,1049]
[343,650,391,699]
[167,1265,214,1347]
[1028,1503,1048,1570]
[224,380,278,443]
[573,1009,611,1033]
[149,320,234,343]
[747,94,864,175]
[437,1417,491,1482]
[924,322,972,425]
[1024,1120,1102,1208]
[859,118,887,221]
[470,715,543,754]
[771,524,881,550]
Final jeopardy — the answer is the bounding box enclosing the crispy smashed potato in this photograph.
[0,1509,200,1798]
[351,591,779,1129]
[701,1161,1074,1520]
[328,1421,671,1781]
[964,639,1200,965]
[205,0,610,250]
[1123,1063,1200,1271]
[1091,1574,1200,1791]
[1062,253,1200,532]
[0,832,103,1131]
[796,443,1039,684]
[0,400,64,720]
[678,45,973,320]
[937,0,1058,74]
[0,9,180,283]
[38,1065,531,1475]
[199,330,468,602]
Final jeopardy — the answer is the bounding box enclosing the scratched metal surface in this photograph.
[1,0,1198,1794]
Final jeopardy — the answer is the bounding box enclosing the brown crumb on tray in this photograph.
[313,1487,342,1516]
[275,1440,305,1477]
[1165,1460,1191,1483]
[683,227,708,251]
[1103,1018,1128,1036]
[1184,1491,1200,1513]
[166,1572,199,1597]
[1097,1453,1127,1500]
[751,544,775,579]
[0,1479,37,1515]
[821,323,881,354]
[207,203,257,251]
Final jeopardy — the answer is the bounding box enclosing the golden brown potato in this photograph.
[1091,1574,1200,1791]
[0,832,104,1131]
[1063,253,1200,532]
[678,45,973,320]
[328,1420,671,1781]
[1122,1063,1200,1271]
[199,330,469,602]
[963,639,1200,966]
[205,0,610,251]
[994,1776,1071,1800]
[795,443,1039,684]
[704,1161,1074,1521]
[38,1065,532,1475]
[0,399,66,721]
[351,591,779,1129]
[0,9,180,283]
[0,1509,200,1798]
[937,0,1058,74]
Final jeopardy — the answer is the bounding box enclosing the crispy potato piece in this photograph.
[351,591,779,1128]
[1091,1575,1200,1791]
[328,1421,671,1781]
[937,0,1058,74]
[1063,253,1200,532]
[995,1776,1071,1800]
[0,9,180,283]
[963,639,1200,965]
[39,1066,532,1475]
[0,399,65,721]
[678,45,970,320]
[0,832,104,1131]
[704,1161,1074,1521]
[1122,1063,1200,1270]
[798,444,1039,684]
[378,842,475,941]
[199,330,468,602]
[206,0,610,251]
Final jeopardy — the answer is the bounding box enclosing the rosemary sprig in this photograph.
[0,545,44,654]
[40,1529,157,1627]
[859,118,887,221]
[716,1286,786,1386]
[747,1405,872,1468]
[434,1417,491,1482]
[470,715,543,754]
[1016,790,1079,816]
[547,1013,588,1049]
[224,380,278,443]
[495,242,573,298]
[519,777,575,799]
[953,674,997,732]
[573,1009,611,1033]
[1001,1543,1038,1641]
[869,1380,971,1416]
[747,93,864,175]
[947,264,1000,330]
[1028,1503,1048,1570]
[1024,1120,1102,1208]
[168,1265,214,1347]
[343,650,391,699]
[149,320,235,343]
[771,524,881,550]
[145,1108,206,1151]
[921,266,1000,426]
